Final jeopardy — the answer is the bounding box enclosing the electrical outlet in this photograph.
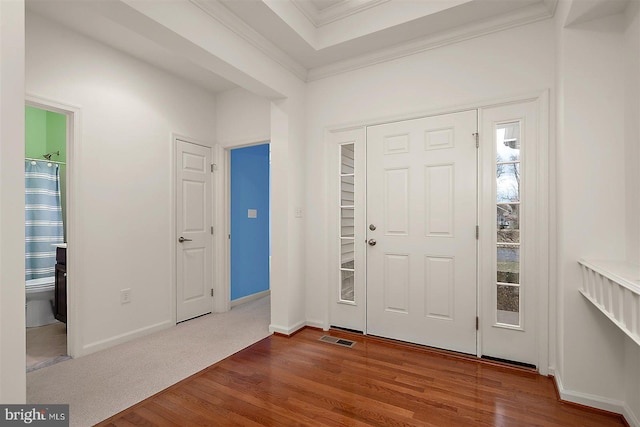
[295,207,303,218]
[120,288,131,304]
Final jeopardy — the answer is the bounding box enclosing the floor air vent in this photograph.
[319,335,356,348]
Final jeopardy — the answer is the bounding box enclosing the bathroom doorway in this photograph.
[229,143,271,307]
[24,99,76,371]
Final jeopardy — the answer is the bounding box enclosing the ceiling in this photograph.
[210,0,556,77]
[26,0,559,93]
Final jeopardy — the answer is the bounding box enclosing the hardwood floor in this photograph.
[97,328,625,426]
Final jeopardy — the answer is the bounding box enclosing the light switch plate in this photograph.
[248,209,257,218]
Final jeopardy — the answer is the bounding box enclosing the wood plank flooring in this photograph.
[97,328,625,426]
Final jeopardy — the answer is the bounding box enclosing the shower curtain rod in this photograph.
[25,157,66,165]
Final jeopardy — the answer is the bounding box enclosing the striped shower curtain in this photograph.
[25,160,64,280]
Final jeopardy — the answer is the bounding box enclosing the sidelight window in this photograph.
[496,122,521,327]
[339,143,355,302]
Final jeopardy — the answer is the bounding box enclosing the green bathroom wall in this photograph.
[46,111,66,162]
[25,106,47,159]
[25,106,67,240]
[25,106,66,161]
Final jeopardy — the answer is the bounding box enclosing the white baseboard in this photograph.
[269,319,306,336]
[305,320,328,330]
[624,403,640,427]
[230,289,270,308]
[80,320,173,357]
[552,370,636,426]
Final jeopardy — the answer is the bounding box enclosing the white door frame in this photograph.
[325,90,550,374]
[171,135,222,321]
[26,94,81,359]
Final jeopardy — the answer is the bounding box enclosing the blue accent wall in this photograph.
[231,144,270,301]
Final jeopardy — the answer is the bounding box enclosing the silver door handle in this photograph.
[178,237,192,243]
[368,239,377,246]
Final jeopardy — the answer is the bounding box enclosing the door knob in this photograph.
[368,239,377,246]
[178,236,192,243]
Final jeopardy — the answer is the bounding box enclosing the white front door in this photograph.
[479,100,539,367]
[366,110,478,354]
[176,140,213,323]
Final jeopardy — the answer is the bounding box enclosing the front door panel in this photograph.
[366,110,478,354]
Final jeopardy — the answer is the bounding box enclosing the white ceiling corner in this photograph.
[291,0,391,27]
[563,0,630,27]
[190,0,309,81]
[309,0,344,12]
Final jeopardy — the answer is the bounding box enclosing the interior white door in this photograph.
[176,140,213,323]
[480,101,539,367]
[366,110,478,354]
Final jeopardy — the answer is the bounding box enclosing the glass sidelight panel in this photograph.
[340,208,354,237]
[497,245,519,283]
[496,122,520,162]
[341,175,355,206]
[341,239,355,269]
[339,142,356,303]
[496,122,522,327]
[497,284,520,326]
[497,204,520,243]
[341,270,355,301]
[496,163,520,203]
[341,144,354,174]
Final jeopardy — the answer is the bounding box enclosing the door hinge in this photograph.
[476,225,479,240]
[211,289,214,297]
[473,132,479,148]
[211,226,214,235]
[476,316,479,330]
[211,163,218,172]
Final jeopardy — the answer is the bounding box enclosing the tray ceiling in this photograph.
[26,0,558,91]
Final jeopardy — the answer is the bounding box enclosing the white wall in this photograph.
[216,88,270,147]
[555,1,638,419]
[304,19,556,327]
[625,2,640,267]
[26,12,218,355]
[623,3,640,424]
[122,0,308,335]
[0,0,26,403]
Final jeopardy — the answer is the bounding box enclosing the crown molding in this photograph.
[190,0,308,82]
[291,0,390,27]
[189,0,557,85]
[307,0,558,81]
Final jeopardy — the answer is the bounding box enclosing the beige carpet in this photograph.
[27,296,271,427]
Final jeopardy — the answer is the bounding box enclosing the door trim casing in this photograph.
[324,90,551,375]
[26,94,81,359]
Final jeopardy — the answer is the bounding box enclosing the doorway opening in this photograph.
[24,104,69,371]
[229,143,271,307]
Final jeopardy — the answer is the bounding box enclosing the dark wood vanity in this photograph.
[54,246,67,324]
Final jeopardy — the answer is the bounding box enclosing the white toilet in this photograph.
[26,277,57,327]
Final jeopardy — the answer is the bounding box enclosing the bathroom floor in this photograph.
[26,322,69,372]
